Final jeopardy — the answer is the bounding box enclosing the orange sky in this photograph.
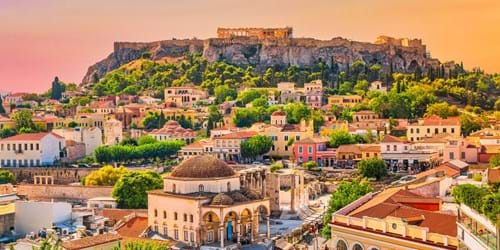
[0,0,499,93]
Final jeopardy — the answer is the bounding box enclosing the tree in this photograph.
[481,192,500,223]
[425,102,459,118]
[67,121,78,128]
[50,76,64,100]
[283,102,311,124]
[12,110,34,131]
[357,158,387,180]
[214,84,237,104]
[233,108,260,127]
[0,127,16,138]
[452,184,488,212]
[142,112,166,129]
[112,171,163,208]
[303,161,317,170]
[241,135,273,160]
[322,180,372,238]
[113,240,169,250]
[460,114,481,136]
[490,155,500,168]
[83,166,129,186]
[137,135,158,146]
[0,170,15,184]
[328,129,357,148]
[0,96,5,114]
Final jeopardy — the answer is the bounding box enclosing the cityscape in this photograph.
[0,1,499,250]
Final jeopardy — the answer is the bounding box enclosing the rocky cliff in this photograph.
[81,36,440,84]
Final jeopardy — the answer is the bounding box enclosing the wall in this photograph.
[15,201,72,236]
[16,184,113,201]
[9,167,95,184]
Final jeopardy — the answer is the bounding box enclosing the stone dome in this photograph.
[211,193,234,205]
[170,155,236,178]
[242,189,263,200]
[271,111,286,116]
[229,191,250,202]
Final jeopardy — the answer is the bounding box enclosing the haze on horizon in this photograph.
[1,0,499,93]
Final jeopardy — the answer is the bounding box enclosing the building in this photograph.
[0,133,66,167]
[443,137,478,163]
[406,115,461,142]
[178,139,215,161]
[249,111,314,158]
[15,201,72,236]
[61,233,123,250]
[292,137,335,167]
[336,144,380,166]
[217,27,292,39]
[213,131,257,162]
[148,120,197,144]
[147,156,270,248]
[457,203,498,250]
[352,111,380,122]
[103,118,122,145]
[52,127,102,156]
[164,86,208,108]
[327,95,362,108]
[330,187,458,250]
[303,80,323,108]
[381,135,441,173]
[56,113,108,129]
[369,81,387,92]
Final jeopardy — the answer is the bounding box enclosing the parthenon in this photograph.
[217,27,293,40]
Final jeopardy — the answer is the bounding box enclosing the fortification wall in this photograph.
[16,184,113,201]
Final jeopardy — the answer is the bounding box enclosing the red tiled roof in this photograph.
[115,215,149,238]
[217,131,257,139]
[420,115,460,126]
[271,111,286,116]
[295,137,329,144]
[382,135,407,143]
[416,164,460,179]
[102,208,147,224]
[61,233,122,250]
[0,132,64,141]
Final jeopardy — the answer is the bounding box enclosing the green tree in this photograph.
[83,166,129,186]
[0,96,5,114]
[481,192,500,223]
[67,121,78,128]
[233,108,260,127]
[12,110,35,131]
[452,184,488,212]
[113,240,169,250]
[0,170,15,184]
[50,76,64,100]
[137,135,158,146]
[0,127,16,138]
[328,129,357,148]
[425,102,459,118]
[241,135,273,160]
[322,180,372,238]
[142,112,166,129]
[460,114,481,136]
[112,171,163,208]
[357,158,387,180]
[214,84,237,104]
[490,155,500,168]
[283,102,311,124]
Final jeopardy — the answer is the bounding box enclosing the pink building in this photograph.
[443,137,478,163]
[293,137,335,167]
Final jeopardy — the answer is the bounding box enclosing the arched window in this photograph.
[183,213,187,222]
[190,214,194,222]
[199,184,204,192]
[174,212,178,220]
[163,211,167,219]
[172,184,176,193]
[336,239,348,250]
[227,182,231,192]
[353,243,363,250]
[154,209,158,217]
[208,214,213,222]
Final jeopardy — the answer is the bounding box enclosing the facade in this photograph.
[330,187,458,250]
[178,139,215,161]
[164,86,208,108]
[52,127,102,155]
[336,144,380,166]
[457,203,498,250]
[406,115,461,142]
[327,95,362,108]
[443,137,478,163]
[0,133,66,167]
[103,118,123,145]
[147,156,270,248]
[303,80,323,108]
[213,131,257,162]
[292,137,335,167]
[15,201,72,236]
[148,120,197,144]
[55,113,107,129]
[249,111,314,158]
[352,111,380,122]
[381,135,441,173]
[369,81,387,92]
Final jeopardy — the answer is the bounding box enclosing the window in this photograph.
[386,145,390,151]
[163,211,167,219]
[199,184,204,192]
[172,184,176,193]
[393,145,397,151]
[443,128,447,133]
[296,136,300,141]
[190,214,194,222]
[174,212,178,220]
[36,144,39,150]
[163,225,168,236]
[174,229,179,240]
[410,128,414,134]
[336,240,348,250]
[154,209,158,217]
[299,146,303,153]
[427,128,430,134]
[284,135,288,141]
[183,213,187,222]
[208,214,213,222]
[416,128,420,133]
[184,230,189,241]
[154,224,159,232]
[435,128,439,134]
[461,152,466,160]
[190,232,194,242]
[449,152,455,160]
[352,243,364,250]
[207,230,214,242]
[308,146,312,153]
[227,182,231,192]
[451,128,455,133]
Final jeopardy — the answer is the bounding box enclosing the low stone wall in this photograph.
[16,184,113,202]
[9,168,95,184]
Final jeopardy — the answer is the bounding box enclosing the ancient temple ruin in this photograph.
[217,27,293,39]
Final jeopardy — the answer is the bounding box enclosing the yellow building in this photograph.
[327,95,362,108]
[407,115,461,142]
[330,187,458,250]
[249,111,314,158]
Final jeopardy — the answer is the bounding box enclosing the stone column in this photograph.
[254,212,260,235]
[236,219,241,244]
[220,224,225,248]
[249,219,254,242]
[266,215,271,239]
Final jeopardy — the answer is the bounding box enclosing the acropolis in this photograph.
[217,27,293,39]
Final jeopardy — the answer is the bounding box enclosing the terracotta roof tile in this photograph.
[382,135,408,143]
[0,132,63,141]
[217,131,257,139]
[61,234,122,250]
[115,215,149,238]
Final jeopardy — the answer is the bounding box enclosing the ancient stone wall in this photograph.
[8,168,94,184]
[217,27,292,39]
[16,184,113,202]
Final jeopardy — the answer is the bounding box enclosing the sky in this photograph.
[0,0,499,93]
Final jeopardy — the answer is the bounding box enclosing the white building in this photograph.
[0,133,65,167]
[380,135,441,172]
[52,127,102,155]
[457,203,498,250]
[15,201,72,236]
[103,118,122,145]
